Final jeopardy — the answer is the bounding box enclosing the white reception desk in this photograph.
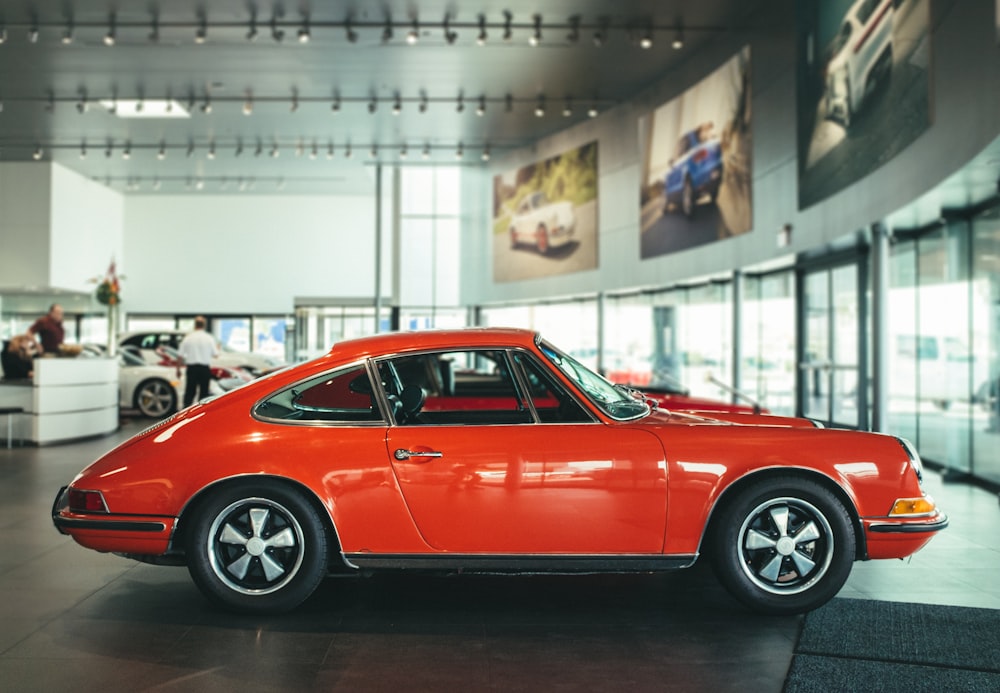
[0,357,119,445]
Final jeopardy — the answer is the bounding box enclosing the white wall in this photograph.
[0,164,53,288]
[50,165,124,291]
[123,193,377,314]
[465,0,1000,306]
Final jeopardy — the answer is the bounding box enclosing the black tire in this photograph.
[134,378,177,418]
[710,476,855,615]
[186,480,329,614]
[681,177,695,218]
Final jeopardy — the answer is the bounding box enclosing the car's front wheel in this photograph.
[681,177,695,217]
[710,476,855,615]
[134,378,177,418]
[186,481,329,614]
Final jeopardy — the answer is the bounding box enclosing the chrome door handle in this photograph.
[394,449,443,461]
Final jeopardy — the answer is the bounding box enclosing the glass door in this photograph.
[800,262,865,428]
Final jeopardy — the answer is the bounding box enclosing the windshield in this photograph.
[538,340,649,420]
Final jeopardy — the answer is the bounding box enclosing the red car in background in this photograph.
[54,328,945,616]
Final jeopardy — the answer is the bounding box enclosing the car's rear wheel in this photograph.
[186,481,328,614]
[134,378,177,417]
[710,476,855,615]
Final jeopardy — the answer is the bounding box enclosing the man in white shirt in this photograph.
[178,316,219,407]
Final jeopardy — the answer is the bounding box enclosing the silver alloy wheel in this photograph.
[737,496,834,595]
[136,379,176,417]
[206,497,305,596]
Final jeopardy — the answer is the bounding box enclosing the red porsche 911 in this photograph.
[53,328,947,615]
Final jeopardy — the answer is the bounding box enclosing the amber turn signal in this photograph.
[889,496,937,516]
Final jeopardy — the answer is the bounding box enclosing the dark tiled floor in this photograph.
[1,421,997,692]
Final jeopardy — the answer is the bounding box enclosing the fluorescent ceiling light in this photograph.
[100,99,189,118]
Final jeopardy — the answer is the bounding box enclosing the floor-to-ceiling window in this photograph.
[743,270,796,416]
[971,206,1000,484]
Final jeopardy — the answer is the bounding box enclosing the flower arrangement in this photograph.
[92,259,124,306]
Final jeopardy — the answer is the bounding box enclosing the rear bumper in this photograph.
[52,486,174,554]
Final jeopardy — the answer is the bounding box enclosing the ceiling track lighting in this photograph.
[502,11,512,41]
[530,14,541,46]
[422,143,431,159]
[243,94,253,115]
[61,22,74,45]
[407,19,419,45]
[158,142,166,159]
[104,14,116,46]
[271,143,279,158]
[444,16,457,44]
[392,94,402,115]
[481,145,491,162]
[672,19,684,50]
[476,15,487,45]
[567,15,580,43]
[640,23,653,50]
[476,96,486,116]
[246,15,258,41]
[534,95,545,117]
[122,142,131,159]
[298,18,311,43]
[271,16,284,42]
[195,16,207,44]
[562,98,573,117]
[32,146,43,160]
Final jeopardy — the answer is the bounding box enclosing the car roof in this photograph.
[327,327,540,360]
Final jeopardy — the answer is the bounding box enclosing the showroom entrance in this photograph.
[797,251,869,429]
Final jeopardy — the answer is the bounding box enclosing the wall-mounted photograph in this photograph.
[639,46,753,260]
[797,0,931,209]
[492,141,598,283]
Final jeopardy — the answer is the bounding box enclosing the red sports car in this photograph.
[52,328,947,615]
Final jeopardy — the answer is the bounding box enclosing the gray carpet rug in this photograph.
[784,598,1000,692]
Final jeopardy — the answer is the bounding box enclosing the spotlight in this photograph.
[562,98,572,117]
[104,15,116,46]
[392,94,401,115]
[76,93,88,113]
[422,142,431,159]
[399,144,408,159]
[588,103,599,118]
[79,141,87,159]
[382,18,393,42]
[186,141,194,157]
[290,92,299,113]
[246,16,258,41]
[502,11,512,41]
[298,18,311,43]
[407,20,419,45]
[368,96,377,114]
[370,144,378,158]
[195,17,207,44]
[0,25,6,44]
[419,92,428,113]
[28,21,39,43]
[32,146,43,161]
[243,94,253,115]
[331,94,341,113]
[640,25,653,50]
[327,142,334,159]
[295,141,304,157]
[530,15,541,46]
[157,142,167,159]
[534,95,545,117]
[482,145,491,162]
[271,143,280,158]
[672,19,684,50]
[567,16,580,43]
[201,96,212,114]
[455,142,464,159]
[235,140,243,157]
[105,142,113,158]
[310,142,318,159]
[345,20,358,43]
[456,94,464,113]
[476,96,486,116]
[122,142,131,159]
[271,17,285,42]
[593,23,606,47]
[477,15,487,45]
[207,142,215,159]
[62,23,74,45]
[254,140,263,157]
[344,143,353,158]
[444,16,457,44]
[149,16,160,42]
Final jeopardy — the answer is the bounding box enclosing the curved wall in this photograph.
[463,0,1000,305]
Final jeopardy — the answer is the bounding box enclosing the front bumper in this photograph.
[863,512,949,560]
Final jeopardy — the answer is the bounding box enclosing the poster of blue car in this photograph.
[639,47,753,260]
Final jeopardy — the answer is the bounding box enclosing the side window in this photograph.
[253,364,382,423]
[378,350,531,425]
[512,352,594,423]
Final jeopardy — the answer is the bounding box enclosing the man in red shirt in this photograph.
[28,304,65,354]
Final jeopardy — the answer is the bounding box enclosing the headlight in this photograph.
[896,437,924,484]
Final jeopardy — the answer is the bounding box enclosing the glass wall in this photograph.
[743,271,796,416]
[971,207,1000,484]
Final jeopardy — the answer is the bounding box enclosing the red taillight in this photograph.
[68,489,109,513]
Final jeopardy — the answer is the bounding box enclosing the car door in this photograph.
[380,349,667,555]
